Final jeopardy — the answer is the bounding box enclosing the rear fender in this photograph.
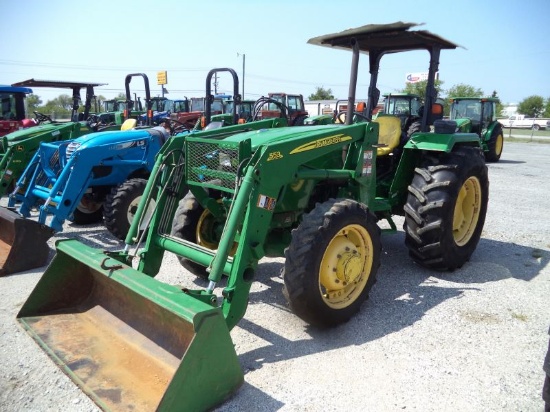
[404,131,481,153]
[389,131,481,208]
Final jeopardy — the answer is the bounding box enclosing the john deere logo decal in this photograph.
[290,134,351,154]
[16,145,24,152]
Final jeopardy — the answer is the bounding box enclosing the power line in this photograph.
[0,59,211,72]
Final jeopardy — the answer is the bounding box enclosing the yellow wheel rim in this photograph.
[196,209,237,255]
[453,176,482,246]
[319,224,373,309]
[495,133,503,156]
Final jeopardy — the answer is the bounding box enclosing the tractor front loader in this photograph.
[0,80,108,198]
[17,22,489,411]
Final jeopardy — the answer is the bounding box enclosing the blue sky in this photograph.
[2,0,548,105]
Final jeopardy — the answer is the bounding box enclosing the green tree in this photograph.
[517,95,545,117]
[446,83,483,98]
[400,79,444,100]
[491,90,505,117]
[88,94,106,113]
[543,98,550,118]
[26,94,42,114]
[401,79,445,114]
[308,86,335,100]
[38,94,73,120]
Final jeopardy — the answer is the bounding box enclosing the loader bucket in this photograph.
[17,239,243,412]
[0,207,54,276]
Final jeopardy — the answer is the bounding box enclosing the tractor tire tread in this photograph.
[282,198,381,327]
[403,146,489,271]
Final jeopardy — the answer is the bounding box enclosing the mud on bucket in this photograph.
[0,207,54,276]
[17,239,243,411]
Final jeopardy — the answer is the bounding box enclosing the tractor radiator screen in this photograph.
[186,141,240,192]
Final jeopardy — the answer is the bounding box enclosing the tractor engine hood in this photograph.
[4,122,75,144]
[221,123,366,151]
[69,127,168,152]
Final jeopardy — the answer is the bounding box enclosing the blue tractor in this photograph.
[0,69,242,275]
[6,74,173,240]
[8,123,171,236]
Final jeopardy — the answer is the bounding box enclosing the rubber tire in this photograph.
[103,178,149,241]
[282,198,381,327]
[406,121,421,138]
[532,124,540,131]
[292,115,307,126]
[485,124,504,162]
[72,199,104,225]
[403,146,489,271]
[170,191,211,279]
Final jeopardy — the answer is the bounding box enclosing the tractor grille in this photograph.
[186,141,240,191]
[35,149,61,188]
[66,142,81,160]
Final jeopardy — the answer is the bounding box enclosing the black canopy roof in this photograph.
[307,22,461,54]
[12,79,106,89]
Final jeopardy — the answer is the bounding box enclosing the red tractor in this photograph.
[0,84,36,137]
[256,92,309,125]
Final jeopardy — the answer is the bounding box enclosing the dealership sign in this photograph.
[405,72,438,83]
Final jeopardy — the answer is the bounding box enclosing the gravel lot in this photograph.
[1,140,549,412]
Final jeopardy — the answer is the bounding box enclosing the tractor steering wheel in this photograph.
[162,118,190,135]
[33,111,53,124]
[86,114,104,131]
[336,111,370,124]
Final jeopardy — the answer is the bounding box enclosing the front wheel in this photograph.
[282,198,381,327]
[171,191,234,278]
[406,121,422,139]
[103,178,154,240]
[404,146,489,271]
[72,194,103,225]
[485,124,503,162]
[532,124,540,131]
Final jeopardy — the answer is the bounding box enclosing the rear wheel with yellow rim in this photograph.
[404,146,489,271]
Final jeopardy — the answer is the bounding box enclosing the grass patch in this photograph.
[503,136,550,144]
[502,128,550,137]
[502,127,550,144]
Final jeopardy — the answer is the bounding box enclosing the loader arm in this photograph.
[121,121,379,330]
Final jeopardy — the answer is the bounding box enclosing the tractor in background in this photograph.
[14,22,489,411]
[4,74,158,240]
[0,80,108,197]
[0,85,36,137]
[381,93,423,135]
[449,97,503,162]
[255,92,309,125]
[95,98,138,127]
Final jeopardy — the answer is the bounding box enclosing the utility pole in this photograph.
[238,53,245,99]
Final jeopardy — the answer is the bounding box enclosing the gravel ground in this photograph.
[1,140,549,412]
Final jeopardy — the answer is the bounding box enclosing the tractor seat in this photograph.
[121,118,137,130]
[373,115,402,156]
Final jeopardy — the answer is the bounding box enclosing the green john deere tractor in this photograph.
[381,93,423,134]
[17,22,489,411]
[449,96,503,162]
